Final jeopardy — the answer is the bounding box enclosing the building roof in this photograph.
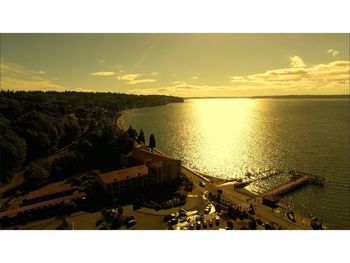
[26,184,78,201]
[149,160,163,169]
[130,149,178,163]
[97,165,148,185]
[0,192,86,218]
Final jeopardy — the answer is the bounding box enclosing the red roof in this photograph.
[131,149,177,163]
[0,192,86,218]
[26,184,78,200]
[149,160,163,169]
[97,165,148,185]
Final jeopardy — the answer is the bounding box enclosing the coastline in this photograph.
[116,111,126,132]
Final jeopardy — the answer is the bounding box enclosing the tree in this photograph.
[24,163,49,185]
[0,121,27,182]
[127,126,138,140]
[117,205,123,217]
[149,133,156,149]
[138,129,145,144]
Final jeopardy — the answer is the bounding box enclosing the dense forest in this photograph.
[0,90,183,187]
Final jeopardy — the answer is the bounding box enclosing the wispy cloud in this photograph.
[192,76,198,80]
[131,57,349,97]
[117,73,141,81]
[117,73,156,85]
[0,59,65,91]
[327,49,340,57]
[90,71,115,76]
[151,72,159,76]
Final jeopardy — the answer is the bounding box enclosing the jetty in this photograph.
[262,170,324,202]
[233,169,283,188]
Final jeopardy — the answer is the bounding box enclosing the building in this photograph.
[96,149,181,196]
[23,184,79,205]
[97,165,149,196]
[130,148,181,184]
[0,192,86,223]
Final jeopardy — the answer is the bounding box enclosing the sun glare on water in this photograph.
[186,99,257,177]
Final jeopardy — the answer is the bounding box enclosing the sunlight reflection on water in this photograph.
[124,98,350,228]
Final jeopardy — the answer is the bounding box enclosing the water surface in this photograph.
[124,98,350,229]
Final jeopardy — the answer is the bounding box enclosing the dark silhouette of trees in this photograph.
[0,90,183,183]
[127,126,138,140]
[24,163,49,185]
[138,129,145,144]
[0,118,27,182]
[149,134,156,149]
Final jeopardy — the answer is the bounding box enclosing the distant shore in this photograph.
[184,94,350,100]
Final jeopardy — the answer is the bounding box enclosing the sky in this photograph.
[0,33,349,97]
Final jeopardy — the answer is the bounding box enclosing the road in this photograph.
[181,164,313,230]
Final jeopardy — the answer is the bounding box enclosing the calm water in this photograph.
[123,98,350,229]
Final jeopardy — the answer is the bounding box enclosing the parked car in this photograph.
[164,214,175,222]
[179,209,187,216]
[169,218,178,225]
[179,216,187,223]
[124,216,135,225]
[203,220,207,229]
[126,220,136,228]
[215,216,220,226]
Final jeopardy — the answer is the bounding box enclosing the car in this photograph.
[179,216,187,223]
[199,182,206,187]
[164,214,176,222]
[170,218,178,225]
[123,216,135,224]
[179,209,187,216]
[126,219,136,228]
[215,216,220,226]
[203,220,207,228]
[209,220,213,227]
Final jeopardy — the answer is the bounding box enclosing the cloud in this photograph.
[192,76,198,80]
[151,72,159,76]
[39,70,45,74]
[290,56,306,68]
[117,73,156,85]
[229,59,349,94]
[0,59,65,91]
[117,73,141,81]
[75,88,96,93]
[99,60,105,64]
[90,71,115,76]
[327,49,340,57]
[127,79,157,85]
[130,58,349,97]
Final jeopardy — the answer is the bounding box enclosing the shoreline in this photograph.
[116,111,127,131]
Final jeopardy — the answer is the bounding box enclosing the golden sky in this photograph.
[1,34,349,97]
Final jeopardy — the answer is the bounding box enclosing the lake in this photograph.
[123,98,350,229]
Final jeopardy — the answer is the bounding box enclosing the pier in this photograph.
[234,169,283,188]
[262,171,324,201]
